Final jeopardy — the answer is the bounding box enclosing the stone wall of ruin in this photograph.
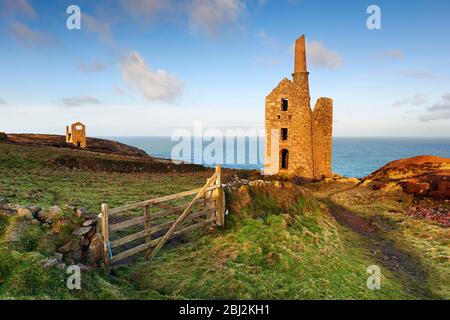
[312,98,333,179]
[67,123,87,148]
[265,73,314,178]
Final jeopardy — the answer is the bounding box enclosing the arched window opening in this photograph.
[281,149,289,169]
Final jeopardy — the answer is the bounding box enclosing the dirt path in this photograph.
[314,187,440,299]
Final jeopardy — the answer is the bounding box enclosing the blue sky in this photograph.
[0,0,449,137]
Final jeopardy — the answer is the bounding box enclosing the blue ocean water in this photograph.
[107,137,450,178]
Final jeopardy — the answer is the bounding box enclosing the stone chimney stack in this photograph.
[294,35,307,73]
[265,34,333,179]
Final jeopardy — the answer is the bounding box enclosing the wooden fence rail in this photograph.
[99,165,225,267]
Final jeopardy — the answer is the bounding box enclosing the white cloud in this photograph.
[376,49,402,59]
[306,40,343,70]
[121,0,173,16]
[392,93,427,107]
[187,0,246,35]
[419,93,450,121]
[117,0,250,37]
[120,51,183,102]
[79,60,106,73]
[257,30,276,46]
[442,93,450,102]
[0,98,6,106]
[60,96,101,107]
[83,14,111,41]
[0,0,37,18]
[397,69,440,80]
[9,21,53,47]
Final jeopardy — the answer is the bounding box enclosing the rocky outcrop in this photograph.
[364,155,450,200]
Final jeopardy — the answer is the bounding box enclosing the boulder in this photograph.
[86,226,96,239]
[76,207,86,218]
[28,205,42,217]
[36,210,47,222]
[55,252,64,262]
[51,221,61,234]
[372,183,388,191]
[77,263,93,271]
[403,179,430,195]
[66,250,82,262]
[43,258,59,269]
[82,219,95,227]
[37,206,62,222]
[86,234,102,265]
[58,240,80,254]
[56,263,66,270]
[48,205,62,217]
[81,236,91,247]
[438,180,450,199]
[72,226,92,237]
[17,207,33,221]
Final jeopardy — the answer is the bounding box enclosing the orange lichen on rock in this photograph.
[365,155,450,200]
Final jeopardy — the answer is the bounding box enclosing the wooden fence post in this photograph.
[144,205,151,244]
[101,203,110,268]
[214,165,225,226]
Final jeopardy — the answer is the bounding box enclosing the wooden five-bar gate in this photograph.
[99,165,225,267]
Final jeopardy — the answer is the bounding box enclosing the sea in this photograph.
[106,137,450,178]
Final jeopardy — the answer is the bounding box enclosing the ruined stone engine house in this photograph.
[264,35,333,179]
[66,121,87,148]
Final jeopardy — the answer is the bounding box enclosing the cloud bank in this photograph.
[79,61,106,73]
[376,49,402,59]
[9,21,53,47]
[120,0,246,36]
[397,69,440,80]
[419,93,450,121]
[0,0,37,18]
[392,94,427,107]
[60,96,101,107]
[187,0,246,35]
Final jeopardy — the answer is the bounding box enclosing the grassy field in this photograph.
[309,180,450,299]
[0,142,439,299]
[0,142,211,211]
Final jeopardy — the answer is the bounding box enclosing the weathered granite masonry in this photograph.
[264,35,333,179]
[66,122,87,148]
